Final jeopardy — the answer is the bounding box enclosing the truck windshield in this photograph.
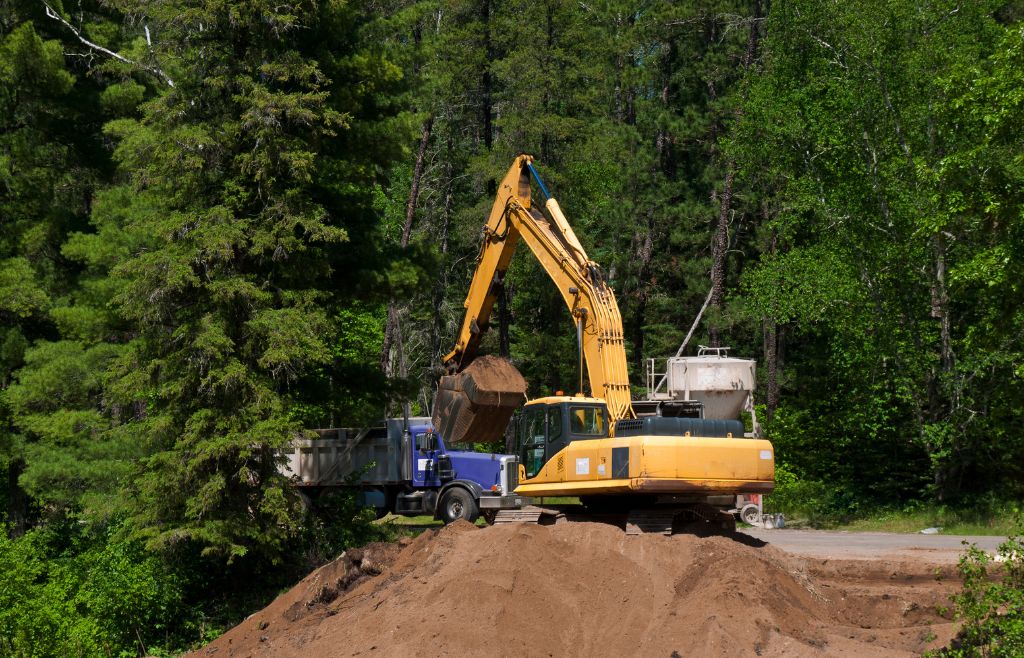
[569,406,606,436]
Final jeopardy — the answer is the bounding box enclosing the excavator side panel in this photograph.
[513,435,775,498]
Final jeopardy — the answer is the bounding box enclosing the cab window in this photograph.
[569,406,606,436]
[414,431,435,452]
[518,408,546,478]
[547,407,563,443]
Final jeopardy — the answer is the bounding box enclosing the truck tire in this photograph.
[439,487,479,524]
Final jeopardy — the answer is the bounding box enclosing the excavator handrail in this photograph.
[444,155,635,421]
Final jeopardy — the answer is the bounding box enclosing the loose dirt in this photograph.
[189,521,959,658]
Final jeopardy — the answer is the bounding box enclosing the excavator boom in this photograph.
[442,155,632,421]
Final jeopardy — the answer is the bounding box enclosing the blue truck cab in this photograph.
[396,422,524,522]
[280,417,525,524]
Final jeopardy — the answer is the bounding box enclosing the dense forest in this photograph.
[2,0,1023,654]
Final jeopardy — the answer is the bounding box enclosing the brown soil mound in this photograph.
[190,521,957,658]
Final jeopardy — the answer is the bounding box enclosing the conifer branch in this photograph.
[42,1,175,87]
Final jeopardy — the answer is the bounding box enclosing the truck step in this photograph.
[625,509,676,535]
[491,504,563,524]
[492,509,543,524]
[395,492,425,515]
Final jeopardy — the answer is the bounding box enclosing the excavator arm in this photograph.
[443,155,634,421]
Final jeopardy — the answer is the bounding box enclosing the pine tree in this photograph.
[0,0,131,532]
[94,0,409,561]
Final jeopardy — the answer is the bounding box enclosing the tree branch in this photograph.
[42,1,175,88]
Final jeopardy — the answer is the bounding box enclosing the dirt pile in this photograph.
[190,521,957,658]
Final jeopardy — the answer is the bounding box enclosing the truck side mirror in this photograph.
[419,432,437,452]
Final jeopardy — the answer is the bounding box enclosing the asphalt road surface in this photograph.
[741,527,1007,562]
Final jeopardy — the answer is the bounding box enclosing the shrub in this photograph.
[0,521,185,657]
[935,532,1024,657]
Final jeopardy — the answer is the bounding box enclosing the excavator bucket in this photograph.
[433,355,528,446]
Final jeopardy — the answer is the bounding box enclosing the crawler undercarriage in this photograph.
[490,501,738,536]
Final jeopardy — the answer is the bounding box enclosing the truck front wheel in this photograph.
[439,488,479,524]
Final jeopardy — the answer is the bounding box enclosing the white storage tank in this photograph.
[660,346,755,420]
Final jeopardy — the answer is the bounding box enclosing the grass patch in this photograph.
[769,498,1020,535]
[377,514,442,527]
[374,513,491,537]
[836,508,1018,535]
[766,466,1020,534]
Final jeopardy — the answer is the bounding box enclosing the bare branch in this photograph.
[42,1,175,87]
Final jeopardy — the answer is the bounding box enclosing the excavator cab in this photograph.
[516,397,609,479]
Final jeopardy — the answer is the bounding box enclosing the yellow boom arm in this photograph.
[444,155,635,421]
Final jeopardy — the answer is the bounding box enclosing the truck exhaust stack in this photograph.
[433,355,527,446]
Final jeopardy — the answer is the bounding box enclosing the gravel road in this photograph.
[741,527,1007,562]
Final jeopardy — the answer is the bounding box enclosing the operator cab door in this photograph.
[412,430,440,487]
[517,405,567,479]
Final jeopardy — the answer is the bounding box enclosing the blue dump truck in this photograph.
[280,417,525,523]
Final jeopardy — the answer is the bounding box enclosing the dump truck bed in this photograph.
[280,418,430,486]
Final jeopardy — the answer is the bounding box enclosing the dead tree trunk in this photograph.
[763,318,779,421]
[431,142,455,376]
[381,115,434,375]
[481,0,493,150]
[708,2,762,347]
[762,214,781,421]
[498,282,513,357]
[708,166,734,348]
[6,459,27,538]
[762,249,783,422]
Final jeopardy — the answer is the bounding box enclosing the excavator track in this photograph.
[490,503,738,536]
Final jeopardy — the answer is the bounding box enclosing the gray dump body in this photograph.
[280,417,430,486]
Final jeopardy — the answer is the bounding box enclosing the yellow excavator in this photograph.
[433,155,773,531]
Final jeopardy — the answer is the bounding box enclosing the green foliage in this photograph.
[298,488,394,567]
[933,531,1024,657]
[761,461,843,523]
[0,258,51,318]
[2,0,1024,652]
[0,521,185,658]
[4,340,135,515]
[84,0,410,564]
[741,245,861,326]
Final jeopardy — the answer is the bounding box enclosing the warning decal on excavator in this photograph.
[575,457,590,475]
